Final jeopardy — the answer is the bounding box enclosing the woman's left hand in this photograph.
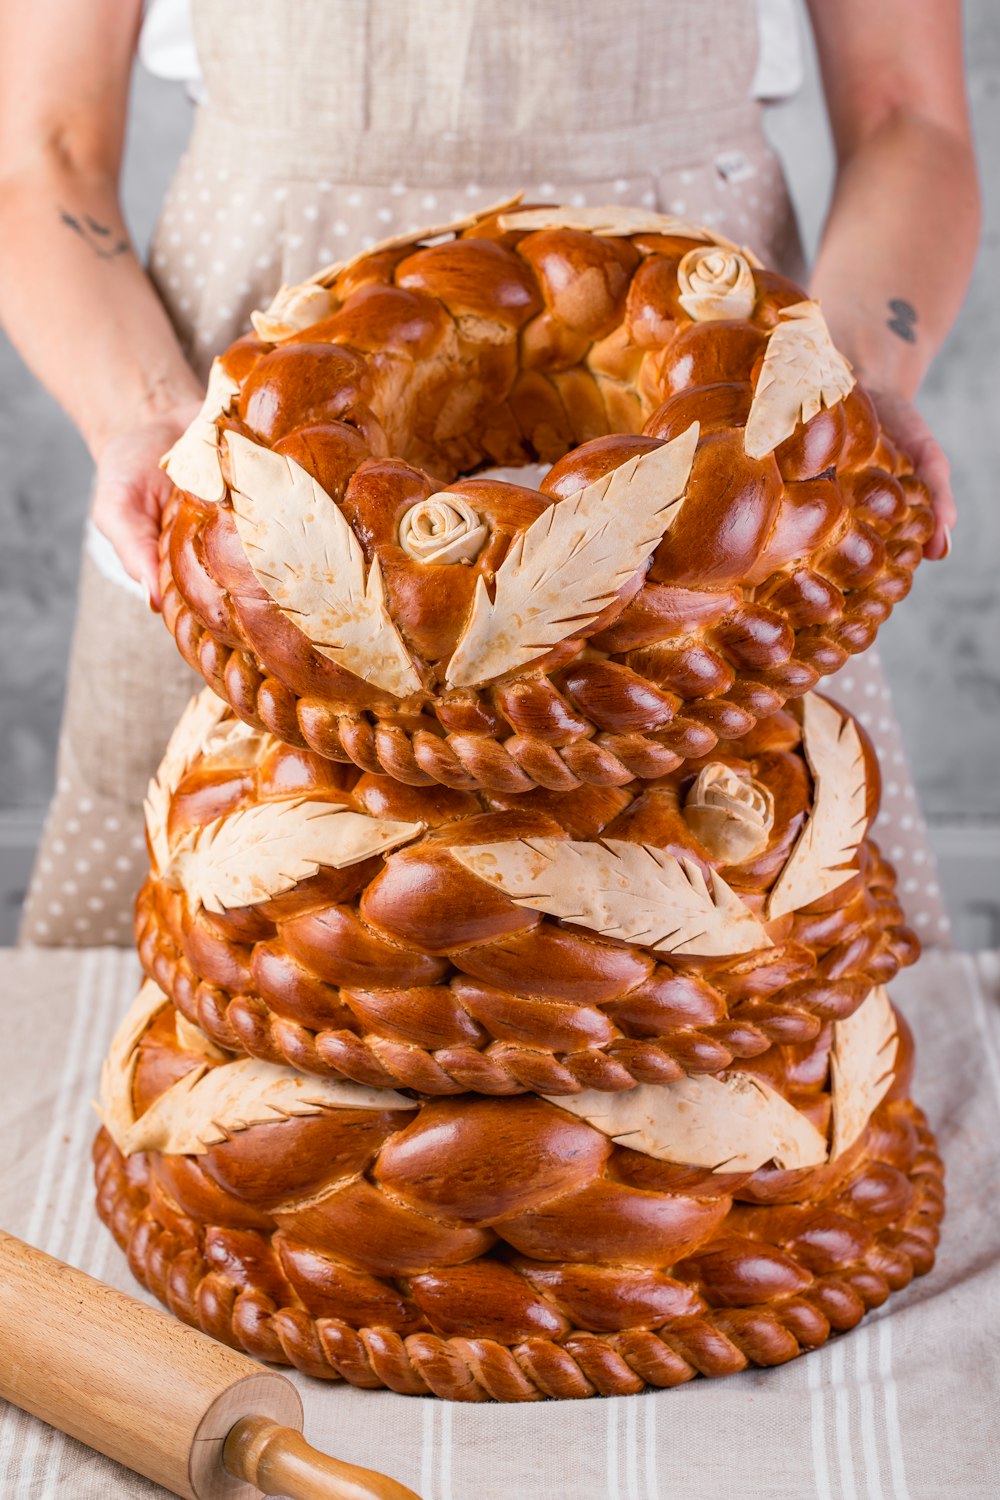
[861,391,955,562]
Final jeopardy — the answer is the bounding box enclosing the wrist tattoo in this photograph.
[887,298,918,344]
[59,208,129,261]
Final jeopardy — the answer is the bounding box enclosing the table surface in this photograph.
[1,944,998,1500]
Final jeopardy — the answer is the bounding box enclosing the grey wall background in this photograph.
[1,1,997,938]
[0,69,194,810]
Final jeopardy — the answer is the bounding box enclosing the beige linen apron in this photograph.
[19,0,949,946]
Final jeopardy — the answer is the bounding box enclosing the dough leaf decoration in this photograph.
[95,980,172,1152]
[160,359,239,502]
[250,281,336,342]
[446,424,699,687]
[225,433,422,697]
[743,300,856,459]
[830,984,899,1158]
[767,693,868,919]
[552,1072,828,1173]
[500,204,709,239]
[174,1011,229,1062]
[164,797,423,914]
[310,192,525,289]
[453,832,772,957]
[497,206,764,266]
[499,204,708,243]
[143,688,230,873]
[109,1054,417,1158]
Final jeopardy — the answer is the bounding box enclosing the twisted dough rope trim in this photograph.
[101,979,828,1172]
[99,977,897,1174]
[159,496,928,796]
[135,876,915,1097]
[224,425,699,695]
[145,695,869,988]
[139,915,769,1092]
[93,1117,944,1402]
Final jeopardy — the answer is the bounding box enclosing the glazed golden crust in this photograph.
[93,1009,943,1401]
[137,700,917,1095]
[138,846,915,1096]
[94,204,945,1400]
[160,206,932,793]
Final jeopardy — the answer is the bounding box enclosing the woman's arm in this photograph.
[0,0,202,599]
[807,0,980,558]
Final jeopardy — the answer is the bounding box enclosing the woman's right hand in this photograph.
[1,0,214,612]
[91,400,202,609]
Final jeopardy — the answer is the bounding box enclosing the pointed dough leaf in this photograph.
[767,693,868,919]
[551,1072,828,1172]
[744,300,855,459]
[225,433,422,697]
[160,359,239,502]
[830,984,899,1158]
[446,425,699,687]
[250,282,336,342]
[96,980,172,1150]
[453,834,772,957]
[499,205,714,243]
[174,1011,230,1061]
[143,689,231,871]
[309,192,525,290]
[118,1056,418,1157]
[166,797,424,914]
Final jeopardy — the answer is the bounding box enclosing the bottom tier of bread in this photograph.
[93,1092,942,1402]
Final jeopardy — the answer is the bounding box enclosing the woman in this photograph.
[0,0,979,944]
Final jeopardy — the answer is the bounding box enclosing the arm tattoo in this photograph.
[58,208,129,261]
[886,298,918,344]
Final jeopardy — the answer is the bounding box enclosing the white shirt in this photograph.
[139,0,804,101]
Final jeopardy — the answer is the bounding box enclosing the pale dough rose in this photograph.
[682,762,774,864]
[398,493,489,565]
[250,281,335,342]
[677,246,755,322]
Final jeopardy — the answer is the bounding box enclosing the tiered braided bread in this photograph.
[159,203,932,793]
[95,203,943,1399]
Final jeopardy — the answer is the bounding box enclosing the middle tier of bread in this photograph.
[137,687,917,1096]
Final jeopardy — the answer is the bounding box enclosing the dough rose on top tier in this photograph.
[158,201,932,796]
[136,687,917,1097]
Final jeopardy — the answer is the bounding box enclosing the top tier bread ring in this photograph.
[159,200,933,795]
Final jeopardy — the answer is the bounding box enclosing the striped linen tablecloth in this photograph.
[1,944,998,1500]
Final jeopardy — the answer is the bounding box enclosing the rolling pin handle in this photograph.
[223,1416,423,1500]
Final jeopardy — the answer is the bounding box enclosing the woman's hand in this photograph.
[804,1,977,566]
[867,389,955,561]
[91,400,202,608]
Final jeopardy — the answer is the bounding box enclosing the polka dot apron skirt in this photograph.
[18,0,950,945]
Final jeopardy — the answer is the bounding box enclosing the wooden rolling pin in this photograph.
[0,1231,421,1500]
